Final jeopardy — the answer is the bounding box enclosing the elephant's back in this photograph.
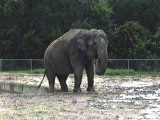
[45,29,88,56]
[58,29,88,42]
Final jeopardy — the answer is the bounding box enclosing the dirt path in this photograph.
[0,74,160,119]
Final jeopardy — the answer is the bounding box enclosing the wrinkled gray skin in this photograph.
[44,29,108,93]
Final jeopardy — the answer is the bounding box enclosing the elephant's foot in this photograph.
[61,87,68,92]
[87,86,95,92]
[73,88,81,93]
[49,89,54,93]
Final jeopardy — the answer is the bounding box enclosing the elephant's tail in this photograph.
[38,71,46,89]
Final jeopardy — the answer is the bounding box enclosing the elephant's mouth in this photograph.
[87,48,98,59]
[94,59,100,71]
[93,55,98,59]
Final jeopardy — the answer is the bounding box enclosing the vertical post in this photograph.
[128,59,130,70]
[30,59,32,71]
[0,59,2,72]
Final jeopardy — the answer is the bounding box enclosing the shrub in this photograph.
[109,21,152,59]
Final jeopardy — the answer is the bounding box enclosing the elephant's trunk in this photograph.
[95,55,107,75]
[95,39,108,75]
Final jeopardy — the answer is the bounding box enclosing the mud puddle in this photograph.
[0,74,160,119]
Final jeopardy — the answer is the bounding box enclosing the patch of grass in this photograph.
[105,69,137,76]
[137,71,160,77]
[1,69,45,74]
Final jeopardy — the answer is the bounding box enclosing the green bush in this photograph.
[109,21,153,59]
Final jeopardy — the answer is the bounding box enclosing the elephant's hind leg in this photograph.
[57,75,68,92]
[46,69,56,93]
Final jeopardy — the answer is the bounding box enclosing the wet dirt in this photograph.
[0,74,160,120]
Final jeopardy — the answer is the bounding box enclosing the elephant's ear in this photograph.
[76,34,87,51]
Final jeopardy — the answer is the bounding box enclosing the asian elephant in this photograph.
[38,29,108,93]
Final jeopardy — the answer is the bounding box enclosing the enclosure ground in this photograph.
[0,74,160,120]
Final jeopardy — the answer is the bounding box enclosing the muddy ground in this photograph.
[0,74,160,120]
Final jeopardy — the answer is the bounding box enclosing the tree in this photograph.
[0,0,112,58]
[152,28,160,58]
[109,21,153,59]
[109,0,160,33]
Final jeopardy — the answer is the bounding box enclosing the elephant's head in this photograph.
[76,29,108,75]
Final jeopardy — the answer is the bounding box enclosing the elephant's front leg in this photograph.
[85,61,95,92]
[73,65,83,93]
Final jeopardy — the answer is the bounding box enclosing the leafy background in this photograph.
[0,0,160,59]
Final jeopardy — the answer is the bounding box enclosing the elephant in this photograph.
[38,29,108,93]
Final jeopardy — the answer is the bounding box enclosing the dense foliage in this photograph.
[0,0,160,59]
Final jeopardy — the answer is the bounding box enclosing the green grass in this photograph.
[1,69,160,76]
[1,69,45,74]
[136,71,160,77]
[105,69,137,76]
